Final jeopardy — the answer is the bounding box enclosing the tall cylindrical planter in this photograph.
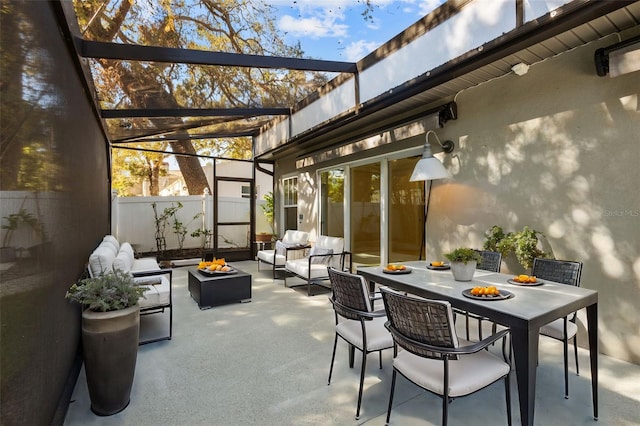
[82,306,140,416]
[450,261,477,281]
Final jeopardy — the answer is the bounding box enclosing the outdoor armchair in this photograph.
[256,230,309,279]
[327,267,394,420]
[284,235,350,296]
[380,286,512,426]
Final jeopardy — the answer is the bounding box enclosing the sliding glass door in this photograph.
[350,163,381,265]
[388,156,424,262]
[319,169,344,237]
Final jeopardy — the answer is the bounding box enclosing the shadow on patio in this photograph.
[64,261,640,426]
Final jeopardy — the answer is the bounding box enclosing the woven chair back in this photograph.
[328,268,372,319]
[381,288,458,360]
[477,250,502,272]
[532,258,582,287]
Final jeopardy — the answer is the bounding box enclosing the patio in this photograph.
[64,261,640,426]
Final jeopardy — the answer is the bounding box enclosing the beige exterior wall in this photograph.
[274,28,640,364]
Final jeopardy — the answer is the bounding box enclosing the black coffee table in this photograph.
[188,267,252,310]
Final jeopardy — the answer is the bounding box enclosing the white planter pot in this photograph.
[450,261,477,281]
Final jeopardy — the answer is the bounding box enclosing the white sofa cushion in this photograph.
[286,259,330,280]
[113,249,134,272]
[136,275,171,308]
[132,257,161,273]
[88,246,116,277]
[309,246,333,264]
[316,235,344,253]
[101,235,120,253]
[257,249,286,266]
[281,230,309,245]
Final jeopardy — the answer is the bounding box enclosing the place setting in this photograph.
[507,274,544,286]
[382,263,412,274]
[426,260,450,270]
[462,285,514,301]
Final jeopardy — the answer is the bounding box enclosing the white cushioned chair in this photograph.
[284,235,350,296]
[327,267,393,420]
[256,230,309,278]
[380,286,512,426]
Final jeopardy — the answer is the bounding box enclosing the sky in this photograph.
[270,0,446,62]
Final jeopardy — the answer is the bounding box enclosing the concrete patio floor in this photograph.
[64,260,640,425]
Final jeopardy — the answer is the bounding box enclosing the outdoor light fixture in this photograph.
[595,35,640,77]
[511,62,530,76]
[409,130,455,181]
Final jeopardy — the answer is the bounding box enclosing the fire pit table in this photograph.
[188,266,252,310]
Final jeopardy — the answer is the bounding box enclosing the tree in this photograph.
[73,0,327,195]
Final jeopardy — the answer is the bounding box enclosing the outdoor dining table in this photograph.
[357,261,598,426]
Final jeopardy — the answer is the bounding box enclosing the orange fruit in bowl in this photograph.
[528,276,537,283]
[431,261,444,267]
[386,264,396,271]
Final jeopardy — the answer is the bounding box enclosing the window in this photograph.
[282,177,298,230]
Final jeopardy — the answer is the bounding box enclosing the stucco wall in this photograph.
[426,30,640,363]
[275,28,640,363]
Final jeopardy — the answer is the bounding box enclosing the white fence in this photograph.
[113,195,270,253]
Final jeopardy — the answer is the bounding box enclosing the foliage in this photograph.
[444,248,481,264]
[191,227,213,250]
[73,0,329,195]
[1,208,41,247]
[152,202,181,253]
[172,210,202,250]
[260,191,275,234]
[483,225,551,270]
[66,269,147,312]
[482,225,507,253]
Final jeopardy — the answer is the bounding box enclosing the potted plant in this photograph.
[444,247,481,281]
[66,268,148,416]
[483,225,550,272]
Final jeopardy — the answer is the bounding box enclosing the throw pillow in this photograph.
[309,246,333,264]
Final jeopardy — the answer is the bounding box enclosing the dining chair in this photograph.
[532,258,583,399]
[327,267,394,420]
[457,250,503,340]
[380,286,512,426]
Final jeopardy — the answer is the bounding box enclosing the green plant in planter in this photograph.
[260,191,276,237]
[66,268,148,312]
[483,225,550,270]
[444,247,481,264]
[66,268,148,415]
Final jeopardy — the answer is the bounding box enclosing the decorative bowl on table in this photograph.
[197,258,237,275]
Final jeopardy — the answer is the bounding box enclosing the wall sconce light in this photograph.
[410,130,455,181]
[595,34,640,77]
[511,62,529,76]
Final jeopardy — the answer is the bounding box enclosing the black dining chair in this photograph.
[457,250,503,340]
[380,286,512,426]
[327,267,394,420]
[532,258,583,399]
